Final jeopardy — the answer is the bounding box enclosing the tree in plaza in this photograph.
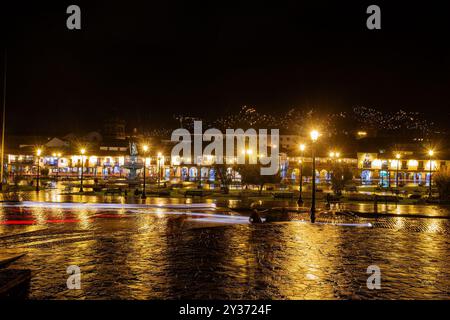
[301,163,313,178]
[40,167,50,177]
[330,163,354,196]
[235,164,281,195]
[434,167,450,200]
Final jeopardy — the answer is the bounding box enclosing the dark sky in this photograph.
[2,1,450,134]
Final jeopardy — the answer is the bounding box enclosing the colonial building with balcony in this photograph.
[357,152,448,186]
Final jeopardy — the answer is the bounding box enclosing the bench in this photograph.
[104,188,126,196]
[147,190,171,196]
[272,192,294,199]
[184,190,209,197]
[374,195,399,203]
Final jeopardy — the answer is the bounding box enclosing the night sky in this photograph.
[2,1,450,135]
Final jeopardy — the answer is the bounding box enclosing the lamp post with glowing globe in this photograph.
[297,144,305,205]
[310,130,319,223]
[35,148,42,192]
[157,152,162,188]
[80,148,86,192]
[141,145,149,199]
[428,149,434,197]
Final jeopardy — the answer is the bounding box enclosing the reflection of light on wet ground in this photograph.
[192,217,250,224]
[426,220,441,233]
[393,218,405,229]
[0,201,217,210]
[0,201,243,227]
[132,210,250,224]
[33,206,46,225]
[342,202,450,217]
[1,201,450,299]
[294,220,372,228]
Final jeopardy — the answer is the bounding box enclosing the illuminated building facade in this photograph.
[357,152,448,186]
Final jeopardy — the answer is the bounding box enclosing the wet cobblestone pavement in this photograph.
[1,198,450,299]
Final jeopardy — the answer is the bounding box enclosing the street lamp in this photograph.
[80,148,86,192]
[157,152,162,188]
[141,145,148,199]
[310,130,319,223]
[297,144,305,205]
[428,149,434,197]
[395,153,401,188]
[36,148,42,192]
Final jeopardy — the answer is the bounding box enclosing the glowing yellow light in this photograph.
[157,152,162,157]
[143,145,149,152]
[57,153,61,157]
[80,148,86,155]
[357,131,367,136]
[299,144,305,152]
[428,150,434,156]
[36,149,42,157]
[335,152,340,158]
[246,149,253,155]
[395,153,401,159]
[310,130,319,142]
[372,159,382,168]
[329,152,335,158]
